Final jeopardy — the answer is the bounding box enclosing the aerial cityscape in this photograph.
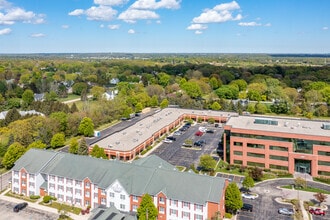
[0,0,329,220]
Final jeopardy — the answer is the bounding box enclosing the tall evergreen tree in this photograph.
[77,137,88,155]
[4,108,21,126]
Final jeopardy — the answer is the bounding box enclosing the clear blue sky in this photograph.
[0,0,329,53]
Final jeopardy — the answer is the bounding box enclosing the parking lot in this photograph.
[150,122,223,168]
[0,200,58,220]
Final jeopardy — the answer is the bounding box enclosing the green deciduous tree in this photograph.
[150,95,159,107]
[2,142,26,169]
[225,182,243,214]
[181,81,202,99]
[78,117,94,137]
[210,101,221,110]
[69,138,79,154]
[242,176,255,192]
[4,107,21,126]
[50,133,65,149]
[50,111,68,132]
[137,194,158,220]
[249,167,263,181]
[72,82,88,96]
[27,140,46,150]
[90,145,107,159]
[199,154,217,172]
[22,89,34,106]
[160,98,169,109]
[91,86,105,100]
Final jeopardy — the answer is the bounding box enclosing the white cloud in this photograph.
[186,23,207,30]
[68,9,84,16]
[264,23,271,27]
[322,26,328,30]
[128,29,135,34]
[118,9,159,23]
[195,30,202,35]
[30,33,45,38]
[130,0,181,10]
[238,21,261,27]
[61,24,69,29]
[191,1,242,24]
[0,27,11,35]
[85,6,117,21]
[108,24,120,29]
[94,0,128,6]
[213,1,240,11]
[0,5,45,25]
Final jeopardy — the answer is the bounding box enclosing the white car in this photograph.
[173,131,182,136]
[163,139,173,143]
[199,127,207,132]
[241,193,258,200]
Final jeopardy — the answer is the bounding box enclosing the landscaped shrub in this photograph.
[30,195,40,200]
[314,176,330,184]
[224,212,232,219]
[43,195,52,203]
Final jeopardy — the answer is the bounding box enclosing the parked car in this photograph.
[195,131,203,136]
[166,136,176,141]
[241,193,258,200]
[194,141,204,146]
[199,127,207,132]
[13,202,28,212]
[278,208,294,215]
[163,139,173,143]
[309,208,325,216]
[173,131,182,136]
[206,129,214,133]
[241,203,253,212]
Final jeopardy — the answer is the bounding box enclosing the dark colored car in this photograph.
[241,203,253,212]
[194,141,203,146]
[206,129,214,133]
[13,202,28,212]
[166,136,176,141]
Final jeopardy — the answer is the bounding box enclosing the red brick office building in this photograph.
[224,116,330,177]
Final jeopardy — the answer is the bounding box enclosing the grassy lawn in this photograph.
[281,185,330,194]
[5,191,39,203]
[58,94,81,102]
[176,166,186,172]
[39,201,81,215]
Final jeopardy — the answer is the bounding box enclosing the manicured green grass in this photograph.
[58,94,81,102]
[40,201,81,215]
[5,191,39,203]
[280,185,330,194]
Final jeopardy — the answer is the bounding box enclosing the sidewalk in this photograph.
[0,189,89,220]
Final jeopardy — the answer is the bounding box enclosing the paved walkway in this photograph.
[0,189,89,220]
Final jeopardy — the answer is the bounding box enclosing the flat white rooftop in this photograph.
[93,108,237,151]
[226,115,330,138]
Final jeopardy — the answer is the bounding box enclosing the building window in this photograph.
[85,201,90,206]
[247,143,265,149]
[75,198,81,205]
[171,200,178,206]
[318,151,330,156]
[75,180,82,187]
[66,196,72,203]
[182,211,190,218]
[66,187,73,193]
[75,189,81,195]
[247,161,265,167]
[183,201,190,208]
[133,195,138,201]
[170,209,178,216]
[14,171,19,177]
[29,182,35,187]
[159,197,165,204]
[13,187,19,193]
[120,194,125,200]
[234,141,243,146]
[270,155,288,161]
[110,192,115,198]
[85,191,90,197]
[318,171,330,176]
[247,152,265,158]
[318,161,330,166]
[270,164,288,171]
[58,185,64,191]
[101,198,106,204]
[29,174,35,180]
[195,204,203,211]
[270,145,288,152]
[22,173,26,178]
[49,175,55,182]
[57,194,64,201]
[234,160,242,165]
[66,178,73,185]
[85,182,90,188]
[101,189,105,195]
[21,180,26,186]
[29,191,35,196]
[133,205,138,212]
[58,177,64,183]
[120,204,125,209]
[159,207,165,214]
[195,214,203,220]
[110,202,115,207]
[234,151,243,155]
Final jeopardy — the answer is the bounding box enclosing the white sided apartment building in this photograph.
[11,149,228,220]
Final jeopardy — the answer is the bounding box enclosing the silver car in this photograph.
[278,208,294,215]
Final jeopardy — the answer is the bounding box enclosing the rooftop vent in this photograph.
[254,118,278,126]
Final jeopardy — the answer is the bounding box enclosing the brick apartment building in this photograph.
[11,149,228,219]
[224,115,330,177]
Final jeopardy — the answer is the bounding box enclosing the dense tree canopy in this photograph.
[225,182,243,214]
[2,142,26,169]
[137,194,158,220]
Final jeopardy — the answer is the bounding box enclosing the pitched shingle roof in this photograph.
[14,149,226,204]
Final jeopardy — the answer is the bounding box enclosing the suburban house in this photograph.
[102,89,118,101]
[34,93,45,101]
[224,115,330,177]
[11,149,228,219]
[0,110,44,120]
